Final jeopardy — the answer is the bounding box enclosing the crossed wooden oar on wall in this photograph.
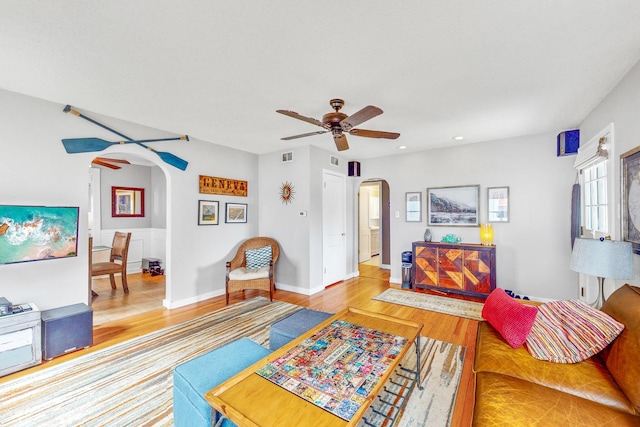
[62,105,189,171]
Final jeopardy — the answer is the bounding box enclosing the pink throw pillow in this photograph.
[482,288,539,348]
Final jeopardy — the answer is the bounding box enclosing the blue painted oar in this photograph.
[63,105,189,171]
[62,136,189,154]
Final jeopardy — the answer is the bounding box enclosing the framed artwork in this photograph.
[0,205,79,264]
[198,200,219,225]
[427,185,479,226]
[112,186,144,217]
[621,146,640,254]
[405,192,422,222]
[225,203,247,223]
[487,187,509,222]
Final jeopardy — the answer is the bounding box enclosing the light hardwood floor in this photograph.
[90,272,166,325]
[3,264,478,425]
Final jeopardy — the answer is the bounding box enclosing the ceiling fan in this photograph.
[91,157,131,169]
[277,98,400,151]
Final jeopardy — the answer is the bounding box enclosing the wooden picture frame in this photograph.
[427,185,479,226]
[225,203,247,223]
[487,187,509,223]
[198,200,219,225]
[112,186,144,217]
[621,146,640,254]
[405,192,422,222]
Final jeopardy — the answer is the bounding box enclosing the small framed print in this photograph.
[198,200,219,225]
[487,187,509,223]
[405,192,422,222]
[225,203,247,223]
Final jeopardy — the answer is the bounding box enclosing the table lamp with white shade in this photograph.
[570,237,634,309]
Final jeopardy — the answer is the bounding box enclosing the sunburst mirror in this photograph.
[279,181,295,204]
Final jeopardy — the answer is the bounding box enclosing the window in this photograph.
[582,160,608,235]
[573,125,615,304]
[574,124,614,239]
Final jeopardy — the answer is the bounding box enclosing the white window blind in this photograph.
[574,135,608,169]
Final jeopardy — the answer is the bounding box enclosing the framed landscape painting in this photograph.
[427,185,479,226]
[0,205,79,264]
[225,203,247,223]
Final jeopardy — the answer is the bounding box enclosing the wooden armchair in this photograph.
[91,231,132,294]
[225,237,280,304]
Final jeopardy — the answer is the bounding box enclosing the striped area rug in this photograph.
[0,297,465,427]
[360,338,466,427]
[373,288,484,321]
[0,297,299,426]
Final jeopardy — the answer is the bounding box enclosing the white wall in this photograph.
[98,163,153,230]
[0,89,259,310]
[258,145,351,295]
[258,146,312,293]
[0,90,90,309]
[355,133,578,301]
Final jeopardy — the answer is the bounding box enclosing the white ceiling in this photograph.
[2,1,640,160]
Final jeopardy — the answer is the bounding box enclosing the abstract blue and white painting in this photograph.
[0,205,79,264]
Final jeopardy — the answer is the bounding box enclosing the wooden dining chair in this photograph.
[91,231,132,294]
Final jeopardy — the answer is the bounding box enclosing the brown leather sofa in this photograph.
[473,284,640,426]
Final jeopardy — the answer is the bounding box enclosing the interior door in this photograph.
[323,170,346,286]
[358,186,371,263]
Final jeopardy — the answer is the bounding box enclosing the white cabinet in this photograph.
[371,229,380,256]
[0,304,41,377]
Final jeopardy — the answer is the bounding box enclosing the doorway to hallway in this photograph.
[358,179,390,271]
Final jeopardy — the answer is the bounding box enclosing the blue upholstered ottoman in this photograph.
[269,308,333,351]
[173,337,271,427]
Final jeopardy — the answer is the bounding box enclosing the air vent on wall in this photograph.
[281,152,293,163]
[330,156,339,167]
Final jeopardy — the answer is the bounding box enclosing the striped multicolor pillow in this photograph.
[525,300,624,364]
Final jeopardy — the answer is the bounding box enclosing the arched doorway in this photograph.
[88,151,170,325]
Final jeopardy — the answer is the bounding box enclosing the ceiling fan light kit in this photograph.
[277,98,400,151]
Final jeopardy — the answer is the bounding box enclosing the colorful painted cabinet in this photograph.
[412,241,496,298]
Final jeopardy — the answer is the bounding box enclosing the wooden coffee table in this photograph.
[205,307,423,427]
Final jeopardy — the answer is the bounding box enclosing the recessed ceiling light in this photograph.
[397,145,407,150]
[452,135,464,141]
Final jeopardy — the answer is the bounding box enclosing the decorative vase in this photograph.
[424,228,432,242]
[480,224,494,246]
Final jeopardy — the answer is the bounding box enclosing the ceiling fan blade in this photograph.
[281,130,328,141]
[94,157,131,164]
[349,129,400,139]
[276,110,328,128]
[333,133,349,151]
[92,159,122,169]
[339,105,383,131]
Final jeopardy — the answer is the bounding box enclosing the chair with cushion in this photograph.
[225,237,279,304]
[91,231,132,294]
